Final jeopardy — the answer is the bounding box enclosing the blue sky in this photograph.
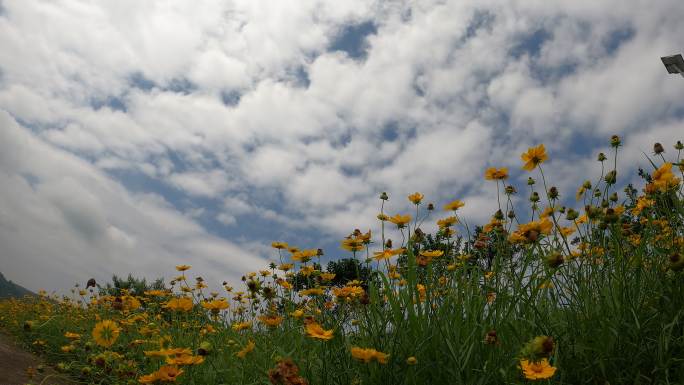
[1,0,684,293]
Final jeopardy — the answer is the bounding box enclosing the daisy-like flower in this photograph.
[521,144,548,171]
[305,322,334,340]
[519,358,557,380]
[408,192,424,205]
[175,265,191,272]
[388,214,412,228]
[92,320,120,348]
[350,347,389,364]
[484,167,509,180]
[443,199,465,212]
[235,340,255,358]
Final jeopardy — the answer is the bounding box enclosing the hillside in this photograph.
[0,272,34,299]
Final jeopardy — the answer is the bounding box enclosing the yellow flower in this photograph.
[420,250,444,258]
[299,288,325,297]
[235,340,255,358]
[388,214,412,227]
[64,332,81,340]
[332,285,365,300]
[92,320,120,348]
[521,144,548,171]
[290,309,305,318]
[646,162,680,193]
[509,218,553,243]
[519,358,557,380]
[258,315,284,328]
[139,365,185,383]
[278,263,294,272]
[305,322,334,340]
[484,167,509,180]
[175,265,191,272]
[320,273,336,282]
[277,278,293,290]
[164,297,194,312]
[436,216,458,228]
[406,356,418,365]
[166,354,204,366]
[443,200,465,212]
[341,238,365,252]
[350,347,389,364]
[232,321,252,332]
[408,192,424,205]
[271,241,289,249]
[201,299,229,313]
[291,249,318,262]
[373,248,405,261]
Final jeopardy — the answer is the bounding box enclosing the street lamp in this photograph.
[661,54,684,78]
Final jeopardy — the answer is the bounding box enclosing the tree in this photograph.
[98,274,165,297]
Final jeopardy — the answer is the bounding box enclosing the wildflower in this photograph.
[484,167,509,180]
[388,214,412,228]
[373,248,404,261]
[278,263,294,272]
[406,356,418,365]
[332,286,365,300]
[164,297,193,312]
[509,218,552,244]
[139,365,184,383]
[320,273,336,282]
[350,347,389,364]
[521,144,548,171]
[290,309,305,319]
[175,265,191,272]
[64,332,81,340]
[259,315,284,328]
[519,358,557,380]
[268,358,309,385]
[484,330,498,345]
[646,163,680,193]
[272,242,289,249]
[236,340,255,358]
[305,322,334,340]
[443,199,465,211]
[166,353,205,366]
[420,250,444,258]
[277,279,293,290]
[377,213,389,221]
[341,238,365,252]
[292,249,318,263]
[436,216,458,228]
[408,192,424,205]
[299,288,325,297]
[201,299,229,314]
[232,321,252,332]
[92,320,120,348]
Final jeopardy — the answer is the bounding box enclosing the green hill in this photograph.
[0,272,35,298]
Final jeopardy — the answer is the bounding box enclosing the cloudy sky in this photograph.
[1,0,683,293]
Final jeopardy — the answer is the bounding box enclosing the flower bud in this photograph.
[654,142,664,154]
[598,153,607,162]
[610,135,621,148]
[380,192,389,200]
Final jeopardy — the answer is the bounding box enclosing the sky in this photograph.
[1,0,684,294]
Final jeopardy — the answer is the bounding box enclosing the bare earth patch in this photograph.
[0,333,75,385]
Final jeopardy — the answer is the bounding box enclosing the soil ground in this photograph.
[0,332,75,385]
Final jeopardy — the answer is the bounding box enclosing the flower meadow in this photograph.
[2,137,684,385]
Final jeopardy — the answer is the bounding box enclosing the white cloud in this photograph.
[1,0,683,292]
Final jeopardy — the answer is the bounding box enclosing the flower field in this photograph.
[2,137,684,384]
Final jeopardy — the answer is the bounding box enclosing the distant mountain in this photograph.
[0,272,35,298]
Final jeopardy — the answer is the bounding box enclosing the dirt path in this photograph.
[0,333,75,385]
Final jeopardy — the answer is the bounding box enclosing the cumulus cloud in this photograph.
[0,0,683,292]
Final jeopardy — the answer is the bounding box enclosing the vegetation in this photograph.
[1,137,684,384]
[0,272,34,299]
